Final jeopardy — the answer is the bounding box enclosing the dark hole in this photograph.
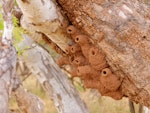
[71,47,74,51]
[91,50,95,55]
[103,71,107,74]
[75,60,79,64]
[76,37,79,41]
[68,29,72,32]
[143,36,146,39]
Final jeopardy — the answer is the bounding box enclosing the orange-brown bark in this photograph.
[57,0,150,107]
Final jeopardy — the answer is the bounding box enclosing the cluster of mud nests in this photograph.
[57,25,123,100]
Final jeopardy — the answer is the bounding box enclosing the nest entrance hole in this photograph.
[103,71,107,74]
[91,50,96,55]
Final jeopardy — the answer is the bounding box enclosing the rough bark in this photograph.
[129,100,135,113]
[16,1,90,112]
[0,0,17,113]
[16,0,70,51]
[139,105,143,113]
[16,0,150,108]
[129,100,143,113]
[14,85,44,113]
[18,35,89,113]
[57,0,150,107]
[13,60,44,113]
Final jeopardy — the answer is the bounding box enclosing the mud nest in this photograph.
[57,25,123,100]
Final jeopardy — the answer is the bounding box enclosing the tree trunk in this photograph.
[16,0,150,108]
[56,0,150,107]
[16,0,69,51]
[0,0,17,113]
[14,85,44,113]
[19,35,89,113]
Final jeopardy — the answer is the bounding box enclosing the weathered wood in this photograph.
[14,85,44,113]
[139,104,143,113]
[16,0,70,51]
[15,1,90,112]
[129,100,135,113]
[22,46,89,113]
[19,35,89,113]
[13,60,44,113]
[0,0,17,113]
[16,0,150,108]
